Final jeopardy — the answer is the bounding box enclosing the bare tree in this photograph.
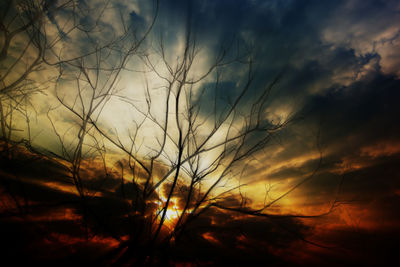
[0,0,83,141]
[45,0,159,239]
[0,0,148,145]
[0,0,46,155]
[83,13,340,264]
[0,1,342,265]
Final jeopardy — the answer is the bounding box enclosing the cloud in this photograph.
[2,0,400,265]
[172,205,310,265]
[321,0,400,76]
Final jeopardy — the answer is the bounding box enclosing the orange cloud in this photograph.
[202,232,221,245]
[332,140,400,174]
[360,141,400,158]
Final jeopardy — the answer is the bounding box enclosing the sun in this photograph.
[164,205,179,221]
[155,196,181,225]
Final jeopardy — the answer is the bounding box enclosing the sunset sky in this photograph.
[1,0,400,265]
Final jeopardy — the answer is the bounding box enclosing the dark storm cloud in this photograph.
[1,150,70,184]
[248,72,400,206]
[305,73,400,146]
[145,0,398,144]
[195,80,249,120]
[147,0,397,121]
[154,0,398,96]
[249,72,400,226]
[174,0,400,157]
[0,216,119,265]
[2,0,399,264]
[0,149,142,263]
[328,153,400,202]
[172,206,309,265]
[0,146,133,220]
[152,1,400,234]
[298,72,400,179]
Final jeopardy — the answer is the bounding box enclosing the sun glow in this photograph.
[164,207,179,221]
[156,196,181,225]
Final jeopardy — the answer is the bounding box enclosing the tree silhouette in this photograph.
[0,1,342,266]
[87,13,340,265]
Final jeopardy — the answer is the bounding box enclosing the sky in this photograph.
[1,0,400,265]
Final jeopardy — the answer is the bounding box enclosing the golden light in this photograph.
[164,206,179,221]
[155,196,181,227]
[202,232,220,245]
